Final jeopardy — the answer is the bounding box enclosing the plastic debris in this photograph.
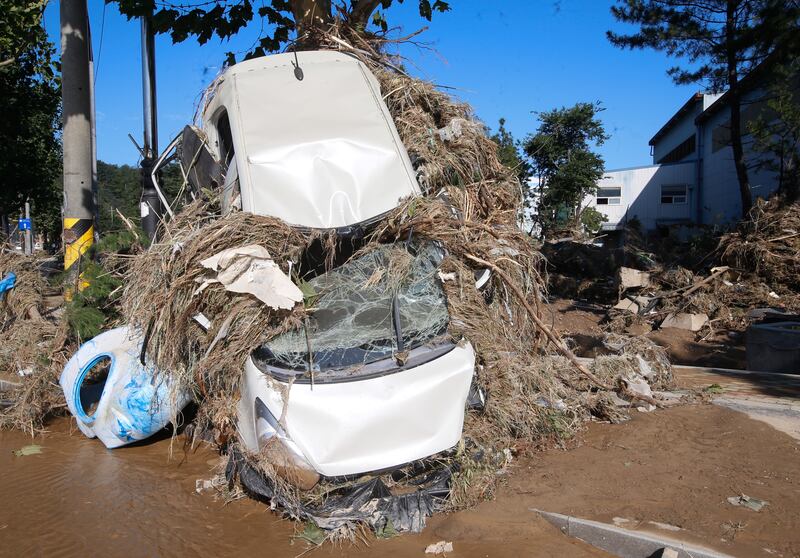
[0,271,16,300]
[425,541,454,555]
[728,494,768,512]
[436,117,467,141]
[228,449,453,534]
[198,245,303,310]
[60,326,191,449]
[13,444,42,457]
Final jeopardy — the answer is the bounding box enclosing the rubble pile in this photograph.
[604,199,800,337]
[0,251,71,433]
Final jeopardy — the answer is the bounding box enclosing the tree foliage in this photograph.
[96,160,184,234]
[523,103,608,235]
[111,0,451,63]
[607,0,800,217]
[490,118,530,187]
[0,1,49,69]
[0,0,61,239]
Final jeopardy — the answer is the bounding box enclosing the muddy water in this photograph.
[0,419,302,557]
[0,418,602,558]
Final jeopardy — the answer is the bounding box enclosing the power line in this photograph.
[94,1,107,85]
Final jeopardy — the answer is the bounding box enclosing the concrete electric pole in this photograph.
[140,15,163,240]
[60,0,95,284]
[24,201,32,255]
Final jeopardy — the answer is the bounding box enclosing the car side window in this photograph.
[216,110,235,167]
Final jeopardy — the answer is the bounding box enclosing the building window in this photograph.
[661,184,687,205]
[596,187,621,205]
[656,134,696,164]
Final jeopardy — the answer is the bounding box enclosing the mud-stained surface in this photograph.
[510,404,800,557]
[3,404,798,556]
[548,297,748,369]
[0,418,604,558]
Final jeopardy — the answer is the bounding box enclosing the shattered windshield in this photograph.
[254,242,449,372]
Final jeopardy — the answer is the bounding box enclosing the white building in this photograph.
[591,70,781,231]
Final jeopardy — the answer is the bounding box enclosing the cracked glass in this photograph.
[256,241,449,372]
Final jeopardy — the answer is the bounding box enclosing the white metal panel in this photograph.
[590,161,696,230]
[238,343,475,477]
[204,51,420,229]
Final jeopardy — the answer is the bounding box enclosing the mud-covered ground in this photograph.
[2,298,797,557]
[2,403,799,556]
[548,298,747,369]
[0,418,604,558]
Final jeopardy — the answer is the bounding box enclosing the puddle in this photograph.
[0,418,299,557]
[0,419,605,557]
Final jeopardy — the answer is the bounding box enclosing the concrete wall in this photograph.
[590,161,696,231]
[698,87,779,225]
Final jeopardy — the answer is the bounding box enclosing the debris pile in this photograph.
[1,29,677,541]
[718,197,800,302]
[113,34,673,539]
[542,237,622,301]
[0,251,71,433]
[598,199,800,337]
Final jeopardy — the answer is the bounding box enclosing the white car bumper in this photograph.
[237,342,475,477]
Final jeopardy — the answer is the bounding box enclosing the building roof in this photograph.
[694,59,773,125]
[648,93,704,147]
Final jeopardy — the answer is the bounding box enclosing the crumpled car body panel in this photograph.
[201,51,421,229]
[238,342,475,477]
[60,326,190,449]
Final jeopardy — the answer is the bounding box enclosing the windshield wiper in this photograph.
[391,292,405,353]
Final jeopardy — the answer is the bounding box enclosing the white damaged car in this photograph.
[188,51,477,479]
[62,51,477,497]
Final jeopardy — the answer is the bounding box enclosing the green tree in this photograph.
[748,59,800,200]
[490,118,530,186]
[523,102,608,236]
[96,160,185,234]
[0,1,48,69]
[607,0,800,217]
[111,0,451,63]
[0,0,61,241]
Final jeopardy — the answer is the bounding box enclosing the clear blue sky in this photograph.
[44,1,697,171]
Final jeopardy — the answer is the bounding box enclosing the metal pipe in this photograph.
[139,14,163,239]
[140,17,158,158]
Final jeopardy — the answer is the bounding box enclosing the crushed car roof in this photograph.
[202,51,421,229]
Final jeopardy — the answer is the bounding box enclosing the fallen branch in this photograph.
[464,253,612,390]
[662,266,730,299]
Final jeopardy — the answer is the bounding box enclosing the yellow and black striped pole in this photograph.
[63,217,94,278]
[61,0,96,298]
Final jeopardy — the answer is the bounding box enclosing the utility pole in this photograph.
[140,15,163,240]
[24,201,32,255]
[60,0,95,287]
